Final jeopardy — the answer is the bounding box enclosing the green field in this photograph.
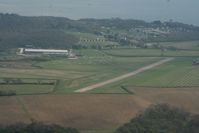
[0,78,56,95]
[36,50,162,93]
[67,32,119,47]
[1,46,199,95]
[160,41,199,50]
[1,45,199,95]
[0,49,162,94]
[0,84,54,95]
[103,48,199,57]
[90,57,199,93]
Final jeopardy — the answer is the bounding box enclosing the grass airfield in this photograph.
[1,41,199,133]
[0,49,162,93]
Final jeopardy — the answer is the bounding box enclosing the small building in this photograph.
[18,48,69,56]
[193,60,199,65]
[79,37,106,44]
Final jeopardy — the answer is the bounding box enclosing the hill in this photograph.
[0,13,199,50]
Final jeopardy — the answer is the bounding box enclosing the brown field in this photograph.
[17,94,149,130]
[0,96,30,125]
[132,87,199,114]
[0,88,199,130]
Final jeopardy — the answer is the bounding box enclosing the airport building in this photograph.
[18,48,69,55]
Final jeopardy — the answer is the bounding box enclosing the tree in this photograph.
[3,78,11,84]
[115,104,190,133]
[0,122,80,133]
[185,115,199,133]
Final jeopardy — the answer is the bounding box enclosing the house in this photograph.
[193,60,199,65]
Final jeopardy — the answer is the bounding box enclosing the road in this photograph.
[75,58,174,93]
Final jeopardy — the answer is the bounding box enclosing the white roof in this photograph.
[24,48,68,53]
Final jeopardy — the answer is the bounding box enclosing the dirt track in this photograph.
[75,58,174,93]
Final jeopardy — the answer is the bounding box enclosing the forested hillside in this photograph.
[1,13,199,50]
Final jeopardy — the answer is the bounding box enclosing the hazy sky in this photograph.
[0,0,198,25]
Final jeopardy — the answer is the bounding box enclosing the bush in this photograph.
[184,115,199,133]
[115,104,199,133]
[0,122,80,133]
[0,90,16,96]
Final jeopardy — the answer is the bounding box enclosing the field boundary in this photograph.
[75,58,174,93]
[0,78,59,95]
[16,96,32,122]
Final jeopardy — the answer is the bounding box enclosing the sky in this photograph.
[0,0,198,26]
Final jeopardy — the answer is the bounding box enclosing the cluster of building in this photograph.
[79,37,106,43]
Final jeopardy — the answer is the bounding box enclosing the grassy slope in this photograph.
[68,32,119,47]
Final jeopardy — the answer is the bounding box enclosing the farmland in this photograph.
[1,41,199,133]
[0,49,163,94]
[1,89,199,133]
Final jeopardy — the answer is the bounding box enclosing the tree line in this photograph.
[0,122,79,133]
[115,104,199,133]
